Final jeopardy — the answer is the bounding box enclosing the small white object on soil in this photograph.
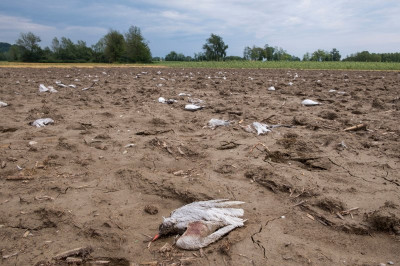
[268,86,276,91]
[0,101,8,107]
[252,122,271,135]
[68,84,76,88]
[124,144,135,148]
[158,97,177,104]
[301,99,320,106]
[288,82,293,86]
[178,93,191,97]
[208,119,230,129]
[329,89,336,93]
[185,104,203,111]
[29,141,38,146]
[32,118,54,128]
[39,84,58,93]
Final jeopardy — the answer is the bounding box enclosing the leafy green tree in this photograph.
[124,26,152,63]
[330,48,341,61]
[16,32,43,62]
[264,45,275,61]
[310,49,330,61]
[343,51,381,62]
[59,37,77,61]
[75,40,92,61]
[104,30,125,63]
[165,51,187,61]
[91,37,107,62]
[251,46,265,61]
[203,34,228,61]
[7,45,21,61]
[194,52,207,61]
[244,45,265,61]
[243,46,251,60]
[51,37,60,55]
[273,47,291,61]
[225,56,244,61]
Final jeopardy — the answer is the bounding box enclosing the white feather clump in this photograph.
[301,99,320,106]
[39,84,58,93]
[252,122,271,135]
[32,118,54,128]
[161,199,245,250]
[208,119,230,129]
[185,104,203,111]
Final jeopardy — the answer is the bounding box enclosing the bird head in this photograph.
[152,218,176,242]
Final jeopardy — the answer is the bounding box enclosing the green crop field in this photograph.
[1,60,400,71]
[155,60,400,71]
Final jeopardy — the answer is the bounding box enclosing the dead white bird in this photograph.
[301,99,320,106]
[152,199,245,250]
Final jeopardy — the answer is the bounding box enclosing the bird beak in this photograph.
[152,233,160,242]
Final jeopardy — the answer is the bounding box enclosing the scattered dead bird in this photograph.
[151,199,245,250]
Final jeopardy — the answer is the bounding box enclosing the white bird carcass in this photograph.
[152,199,245,250]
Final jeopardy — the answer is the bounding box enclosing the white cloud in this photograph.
[1,0,399,57]
[0,14,54,34]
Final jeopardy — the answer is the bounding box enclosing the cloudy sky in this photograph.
[1,0,399,58]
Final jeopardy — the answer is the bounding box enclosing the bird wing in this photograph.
[176,222,242,250]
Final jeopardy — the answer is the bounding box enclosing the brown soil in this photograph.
[0,67,399,265]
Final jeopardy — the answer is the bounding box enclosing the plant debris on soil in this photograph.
[0,67,399,265]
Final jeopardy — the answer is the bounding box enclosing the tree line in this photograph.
[1,30,400,63]
[0,26,152,63]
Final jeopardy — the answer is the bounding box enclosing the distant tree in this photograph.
[303,52,311,61]
[124,26,152,63]
[194,52,207,61]
[343,51,382,62]
[273,47,291,61]
[91,37,106,62]
[243,46,251,60]
[310,49,330,61]
[104,30,125,63]
[7,45,21,61]
[16,32,41,52]
[165,51,178,61]
[225,56,244,61]
[165,51,191,61]
[202,34,228,61]
[51,37,60,54]
[330,48,341,61]
[75,40,92,61]
[291,56,301,61]
[16,32,43,62]
[264,45,275,61]
[41,47,53,61]
[250,46,265,61]
[59,37,77,60]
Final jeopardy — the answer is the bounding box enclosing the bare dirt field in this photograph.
[0,67,399,265]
